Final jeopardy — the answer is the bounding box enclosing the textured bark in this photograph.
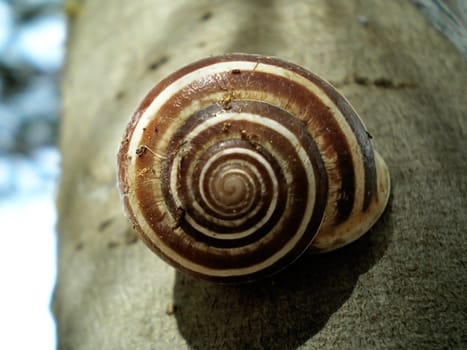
[54,0,466,349]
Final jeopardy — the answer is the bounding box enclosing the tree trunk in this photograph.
[54,0,466,349]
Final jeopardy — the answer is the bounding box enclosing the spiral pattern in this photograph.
[118,54,387,282]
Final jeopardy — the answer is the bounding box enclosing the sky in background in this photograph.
[0,0,65,349]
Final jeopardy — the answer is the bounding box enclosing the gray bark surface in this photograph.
[54,0,467,349]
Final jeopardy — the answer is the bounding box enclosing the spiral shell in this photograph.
[118,54,390,283]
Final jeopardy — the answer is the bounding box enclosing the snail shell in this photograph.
[117,54,390,283]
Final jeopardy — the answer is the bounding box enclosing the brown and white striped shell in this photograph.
[117,54,390,283]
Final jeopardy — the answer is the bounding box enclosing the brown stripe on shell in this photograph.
[306,79,376,211]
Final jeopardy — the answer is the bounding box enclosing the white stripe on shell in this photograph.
[202,152,267,219]
[173,146,277,239]
[205,167,258,217]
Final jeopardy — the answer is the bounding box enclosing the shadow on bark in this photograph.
[172,195,393,350]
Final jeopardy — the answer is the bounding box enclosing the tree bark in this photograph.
[54,0,466,349]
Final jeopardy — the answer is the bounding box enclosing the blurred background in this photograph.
[0,0,64,349]
[0,1,464,349]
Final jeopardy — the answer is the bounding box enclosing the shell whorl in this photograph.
[118,54,390,282]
